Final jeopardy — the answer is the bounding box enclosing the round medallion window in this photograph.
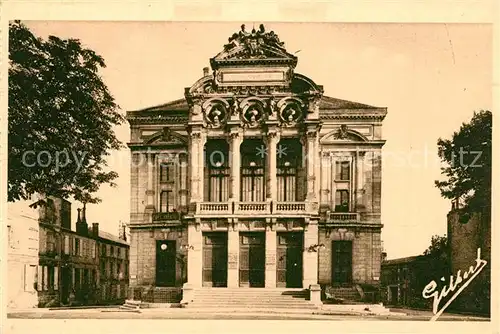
[160,243,167,250]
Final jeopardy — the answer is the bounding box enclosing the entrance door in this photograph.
[277,232,303,288]
[61,267,71,305]
[156,240,176,287]
[239,232,265,287]
[332,240,353,285]
[202,233,228,287]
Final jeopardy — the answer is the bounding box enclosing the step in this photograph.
[189,301,316,306]
[181,307,319,314]
[187,304,318,309]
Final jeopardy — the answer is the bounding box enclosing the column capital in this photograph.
[265,130,280,142]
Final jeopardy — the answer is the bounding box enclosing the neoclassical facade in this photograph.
[127,25,387,302]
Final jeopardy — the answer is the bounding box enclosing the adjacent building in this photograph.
[7,197,130,308]
[380,255,433,309]
[127,24,387,303]
[7,202,40,309]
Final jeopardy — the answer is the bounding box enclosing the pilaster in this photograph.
[227,220,239,287]
[265,222,277,287]
[145,152,156,212]
[229,130,242,202]
[302,220,319,288]
[266,130,280,202]
[187,221,202,288]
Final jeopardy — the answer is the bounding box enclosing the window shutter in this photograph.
[64,236,69,254]
[335,161,341,180]
[54,267,59,290]
[37,266,43,291]
[43,266,48,290]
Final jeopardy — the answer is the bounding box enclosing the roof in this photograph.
[126,95,386,120]
[98,230,129,246]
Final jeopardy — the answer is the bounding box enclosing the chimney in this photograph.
[92,223,99,238]
[82,203,87,224]
[203,67,210,76]
[77,208,81,223]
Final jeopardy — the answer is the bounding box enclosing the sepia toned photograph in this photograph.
[4,19,493,327]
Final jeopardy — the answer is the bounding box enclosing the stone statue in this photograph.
[231,98,240,116]
[268,97,276,115]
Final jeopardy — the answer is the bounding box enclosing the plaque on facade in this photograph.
[228,253,238,269]
[222,71,285,84]
[265,254,276,266]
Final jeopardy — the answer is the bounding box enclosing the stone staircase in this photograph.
[184,288,319,311]
[325,286,362,304]
[119,300,142,311]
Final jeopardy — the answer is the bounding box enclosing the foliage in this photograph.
[423,234,448,259]
[435,110,492,222]
[8,20,124,204]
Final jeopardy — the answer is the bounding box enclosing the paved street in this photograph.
[6,307,490,321]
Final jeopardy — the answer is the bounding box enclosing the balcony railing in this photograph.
[197,202,232,215]
[273,202,307,214]
[328,212,360,222]
[234,202,271,215]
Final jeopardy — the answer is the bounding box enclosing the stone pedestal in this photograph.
[265,229,277,287]
[187,223,202,288]
[309,284,322,306]
[227,229,239,287]
[180,283,194,304]
[302,222,319,288]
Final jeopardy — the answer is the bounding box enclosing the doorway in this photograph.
[202,233,228,287]
[332,240,353,285]
[156,240,176,287]
[239,232,265,287]
[277,232,303,288]
[60,267,71,305]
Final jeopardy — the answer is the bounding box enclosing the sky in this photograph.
[20,21,492,259]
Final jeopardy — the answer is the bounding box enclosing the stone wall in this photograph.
[447,210,491,315]
[318,227,381,286]
[129,226,188,287]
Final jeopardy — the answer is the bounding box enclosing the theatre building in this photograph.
[127,24,387,304]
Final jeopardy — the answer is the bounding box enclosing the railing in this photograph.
[273,202,307,214]
[234,202,271,214]
[197,202,232,215]
[328,212,360,222]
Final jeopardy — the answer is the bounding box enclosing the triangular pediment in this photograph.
[210,24,297,68]
[144,127,188,145]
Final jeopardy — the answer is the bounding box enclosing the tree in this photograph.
[8,21,124,204]
[423,234,448,261]
[435,110,492,222]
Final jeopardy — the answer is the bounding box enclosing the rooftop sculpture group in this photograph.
[223,24,287,57]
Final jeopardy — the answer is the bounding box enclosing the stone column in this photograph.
[229,131,242,202]
[198,133,207,202]
[265,225,277,287]
[266,131,280,202]
[145,152,156,211]
[188,131,206,204]
[302,221,319,288]
[355,151,365,209]
[305,130,318,202]
[187,222,203,288]
[320,152,330,211]
[227,224,239,287]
